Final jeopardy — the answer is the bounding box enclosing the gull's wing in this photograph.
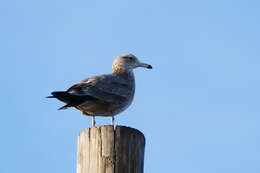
[67,74,131,102]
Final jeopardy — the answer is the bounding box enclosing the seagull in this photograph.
[47,54,152,126]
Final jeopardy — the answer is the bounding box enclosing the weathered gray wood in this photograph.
[77,125,145,173]
[114,126,145,173]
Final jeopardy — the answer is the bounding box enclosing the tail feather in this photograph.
[58,104,72,110]
[47,91,98,109]
[50,91,71,103]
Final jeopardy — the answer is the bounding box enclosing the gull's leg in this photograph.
[92,116,96,127]
[111,116,115,128]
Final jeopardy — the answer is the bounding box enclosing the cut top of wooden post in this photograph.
[77,125,145,173]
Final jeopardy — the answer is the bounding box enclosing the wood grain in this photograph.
[77,125,145,173]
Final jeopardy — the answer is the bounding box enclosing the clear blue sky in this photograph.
[1,0,260,172]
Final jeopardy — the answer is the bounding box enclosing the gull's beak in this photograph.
[138,62,153,69]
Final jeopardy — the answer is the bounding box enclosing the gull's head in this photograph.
[112,53,152,73]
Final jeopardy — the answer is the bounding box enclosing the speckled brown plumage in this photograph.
[48,53,152,126]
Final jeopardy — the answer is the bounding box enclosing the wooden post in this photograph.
[77,125,145,173]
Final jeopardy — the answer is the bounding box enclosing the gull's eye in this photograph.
[123,56,134,60]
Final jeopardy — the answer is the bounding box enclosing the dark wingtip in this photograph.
[46,91,65,98]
